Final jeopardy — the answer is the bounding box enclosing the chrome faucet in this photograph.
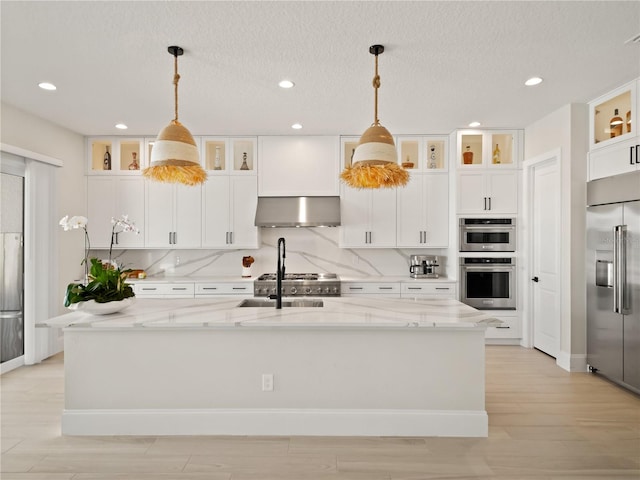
[269,237,286,309]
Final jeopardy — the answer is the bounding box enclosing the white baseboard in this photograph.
[556,351,588,372]
[62,408,488,437]
[1,355,24,375]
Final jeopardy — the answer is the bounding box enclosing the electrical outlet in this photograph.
[262,373,274,392]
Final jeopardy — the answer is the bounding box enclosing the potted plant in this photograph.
[60,214,139,314]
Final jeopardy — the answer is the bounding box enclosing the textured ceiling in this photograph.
[1,1,639,137]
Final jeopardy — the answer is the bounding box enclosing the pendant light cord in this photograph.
[173,54,180,122]
[372,53,381,126]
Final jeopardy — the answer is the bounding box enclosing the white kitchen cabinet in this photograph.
[134,282,195,298]
[202,137,257,174]
[457,170,518,214]
[87,177,145,249]
[87,137,144,175]
[145,182,202,248]
[484,312,521,341]
[202,175,259,249]
[396,135,449,171]
[400,282,457,299]
[258,136,340,196]
[456,130,520,169]
[588,136,639,180]
[589,78,637,151]
[397,173,449,247]
[340,186,397,247]
[195,283,253,296]
[341,282,401,298]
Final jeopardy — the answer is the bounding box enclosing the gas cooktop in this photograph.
[254,273,340,297]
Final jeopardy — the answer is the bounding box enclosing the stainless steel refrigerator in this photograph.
[586,171,640,394]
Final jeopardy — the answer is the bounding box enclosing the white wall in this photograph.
[524,103,588,363]
[1,102,86,315]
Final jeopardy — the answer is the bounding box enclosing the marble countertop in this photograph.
[40,297,497,331]
[127,275,455,284]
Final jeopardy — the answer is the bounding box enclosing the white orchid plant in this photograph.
[59,214,139,306]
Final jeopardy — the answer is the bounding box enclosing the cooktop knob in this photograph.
[304,287,312,294]
[290,287,297,295]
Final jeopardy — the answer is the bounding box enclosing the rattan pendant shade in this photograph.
[341,45,408,189]
[143,46,207,186]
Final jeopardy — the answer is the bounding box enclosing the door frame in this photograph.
[521,148,562,352]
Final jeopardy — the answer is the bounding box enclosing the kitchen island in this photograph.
[42,297,499,437]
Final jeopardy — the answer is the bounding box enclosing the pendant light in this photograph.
[341,45,408,189]
[143,46,207,186]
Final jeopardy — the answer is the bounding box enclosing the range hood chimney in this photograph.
[255,196,341,227]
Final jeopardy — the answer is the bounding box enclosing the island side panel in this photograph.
[63,327,487,436]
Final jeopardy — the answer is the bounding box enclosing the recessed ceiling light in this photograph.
[38,82,56,91]
[291,123,302,129]
[115,123,128,130]
[525,77,543,86]
[468,121,481,128]
[279,80,295,89]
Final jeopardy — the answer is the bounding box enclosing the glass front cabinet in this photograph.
[397,136,448,171]
[87,138,144,174]
[202,137,257,174]
[456,130,518,169]
[589,79,637,150]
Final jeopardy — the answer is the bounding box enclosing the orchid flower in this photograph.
[111,215,140,234]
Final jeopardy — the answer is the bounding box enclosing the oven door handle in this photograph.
[461,225,515,230]
[461,266,515,272]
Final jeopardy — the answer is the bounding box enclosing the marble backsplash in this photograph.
[91,228,452,279]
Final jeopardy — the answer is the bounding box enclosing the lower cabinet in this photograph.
[195,283,253,296]
[134,283,195,298]
[400,282,457,299]
[341,282,401,298]
[483,312,521,340]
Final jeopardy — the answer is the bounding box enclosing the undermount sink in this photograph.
[237,299,324,308]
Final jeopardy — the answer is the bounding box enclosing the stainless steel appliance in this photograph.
[459,218,516,252]
[587,171,640,394]
[1,172,24,363]
[460,257,516,310]
[254,273,340,297]
[409,255,439,278]
[255,196,341,227]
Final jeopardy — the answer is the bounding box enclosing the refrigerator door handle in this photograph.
[613,225,628,314]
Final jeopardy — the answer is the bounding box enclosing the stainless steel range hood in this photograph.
[255,196,341,227]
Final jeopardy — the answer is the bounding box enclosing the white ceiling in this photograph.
[2,1,639,137]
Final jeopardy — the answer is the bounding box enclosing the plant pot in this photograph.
[67,297,135,315]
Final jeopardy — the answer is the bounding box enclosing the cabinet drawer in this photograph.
[195,283,253,295]
[401,283,456,297]
[485,315,521,339]
[341,283,400,295]
[135,283,195,297]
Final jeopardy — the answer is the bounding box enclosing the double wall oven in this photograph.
[459,218,516,310]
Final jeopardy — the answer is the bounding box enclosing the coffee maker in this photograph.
[409,255,439,278]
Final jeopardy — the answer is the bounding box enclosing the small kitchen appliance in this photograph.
[254,273,340,297]
[459,218,516,252]
[409,255,439,279]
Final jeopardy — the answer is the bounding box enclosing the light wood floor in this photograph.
[1,346,639,479]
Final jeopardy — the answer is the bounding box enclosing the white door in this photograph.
[424,174,449,247]
[229,176,259,248]
[369,188,397,247]
[87,177,116,248]
[340,187,370,247]
[396,173,423,247]
[174,184,202,248]
[145,181,174,247]
[115,178,145,248]
[457,172,485,214]
[530,156,561,357]
[487,171,518,214]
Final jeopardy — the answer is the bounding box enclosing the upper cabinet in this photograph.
[396,136,449,172]
[456,130,520,169]
[589,79,637,150]
[202,137,257,174]
[87,138,144,174]
[258,136,340,196]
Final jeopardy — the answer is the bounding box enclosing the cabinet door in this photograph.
[145,182,174,247]
[396,174,423,247]
[589,137,639,180]
[457,172,486,214]
[340,187,370,247]
[229,176,259,248]
[202,176,231,248]
[369,188,396,247]
[423,174,449,247]
[174,184,202,248]
[114,178,145,248]
[87,177,116,248]
[486,171,518,214]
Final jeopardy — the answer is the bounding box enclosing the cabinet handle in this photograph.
[369,232,372,244]
[141,287,158,291]
[408,287,422,290]
[378,287,393,290]
[202,287,218,290]
[169,232,173,244]
[496,326,511,329]
[172,287,188,291]
[349,287,363,290]
[483,197,487,210]
[225,232,229,244]
[232,287,247,290]
[174,232,178,244]
[488,197,492,210]
[435,287,450,291]
[229,232,234,244]
[631,146,635,166]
